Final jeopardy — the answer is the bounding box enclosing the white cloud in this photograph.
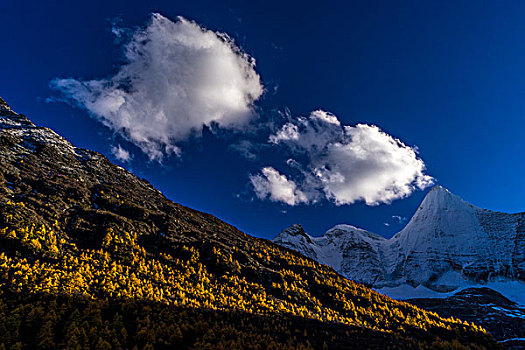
[309,110,340,125]
[111,144,132,162]
[269,123,299,144]
[250,167,309,206]
[315,124,434,205]
[51,13,263,161]
[254,110,433,206]
[269,110,341,152]
[392,215,407,223]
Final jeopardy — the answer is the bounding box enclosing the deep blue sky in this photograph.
[1,1,525,239]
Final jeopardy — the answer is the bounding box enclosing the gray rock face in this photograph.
[274,186,525,293]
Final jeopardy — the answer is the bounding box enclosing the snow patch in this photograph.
[376,280,525,306]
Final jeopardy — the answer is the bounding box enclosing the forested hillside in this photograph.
[0,97,499,349]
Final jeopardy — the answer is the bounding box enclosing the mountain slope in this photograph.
[274,186,525,298]
[274,186,525,347]
[408,287,525,345]
[274,223,386,286]
[0,96,497,349]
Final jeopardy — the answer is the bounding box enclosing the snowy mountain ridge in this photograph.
[273,186,525,303]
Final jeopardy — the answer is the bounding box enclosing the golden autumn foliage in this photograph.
[0,224,488,338]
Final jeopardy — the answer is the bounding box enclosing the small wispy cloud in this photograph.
[51,13,263,161]
[111,144,132,162]
[229,140,258,160]
[250,167,310,206]
[392,215,407,224]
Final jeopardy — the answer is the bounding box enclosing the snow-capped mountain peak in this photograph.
[410,185,474,219]
[419,185,471,209]
[277,223,309,238]
[391,185,481,253]
[273,186,525,303]
[273,224,321,261]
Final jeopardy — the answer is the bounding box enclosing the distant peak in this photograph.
[424,184,455,198]
[281,223,306,236]
[429,184,448,192]
[324,224,362,236]
[274,223,314,243]
[324,224,386,241]
[332,224,361,231]
[417,184,474,213]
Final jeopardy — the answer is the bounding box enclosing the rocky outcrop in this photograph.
[409,288,525,347]
[0,98,251,257]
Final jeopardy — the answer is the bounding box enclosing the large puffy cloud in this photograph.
[250,167,309,206]
[253,110,433,206]
[51,13,263,161]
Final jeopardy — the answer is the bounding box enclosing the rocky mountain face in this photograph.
[275,186,525,292]
[274,223,386,286]
[0,97,251,253]
[0,97,499,349]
